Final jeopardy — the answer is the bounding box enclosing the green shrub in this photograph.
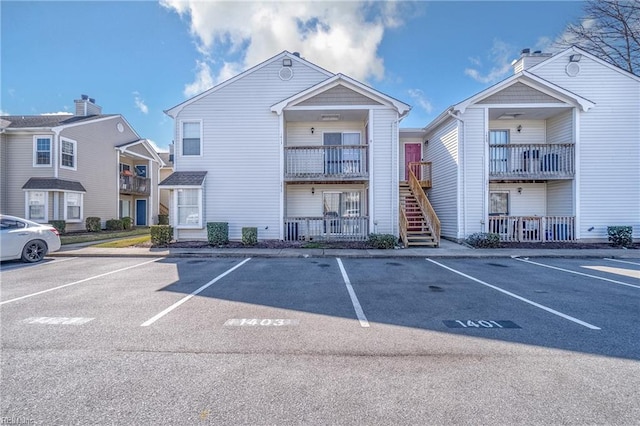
[106,219,124,231]
[150,225,173,247]
[121,216,133,230]
[207,222,229,245]
[607,226,633,247]
[466,232,501,248]
[158,214,169,225]
[49,220,66,234]
[85,217,101,232]
[368,233,397,249]
[242,227,258,246]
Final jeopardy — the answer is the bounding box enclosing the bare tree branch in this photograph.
[555,0,639,75]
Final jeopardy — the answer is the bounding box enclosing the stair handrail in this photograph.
[399,205,409,247]
[407,163,440,246]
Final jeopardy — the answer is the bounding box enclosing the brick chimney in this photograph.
[512,48,552,74]
[74,94,102,116]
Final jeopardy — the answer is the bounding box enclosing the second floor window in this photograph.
[34,136,51,166]
[182,121,201,156]
[61,138,77,169]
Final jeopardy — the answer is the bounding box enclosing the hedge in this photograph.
[106,219,124,231]
[49,220,66,234]
[150,225,173,247]
[368,233,397,249]
[86,217,101,232]
[465,232,501,248]
[207,222,229,245]
[607,226,633,248]
[242,227,258,246]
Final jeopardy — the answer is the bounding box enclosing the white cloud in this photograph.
[407,89,433,114]
[464,39,516,84]
[146,138,168,153]
[161,0,412,97]
[41,111,73,116]
[133,91,149,114]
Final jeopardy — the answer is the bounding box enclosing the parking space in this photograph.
[2,255,640,424]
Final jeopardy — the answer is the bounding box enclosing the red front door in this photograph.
[404,143,422,180]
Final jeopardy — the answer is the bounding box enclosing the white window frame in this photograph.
[64,192,83,222]
[25,191,48,222]
[180,120,203,157]
[120,199,131,219]
[33,135,52,167]
[175,187,203,228]
[60,137,77,171]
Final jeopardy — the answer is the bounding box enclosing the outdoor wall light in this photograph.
[569,54,582,62]
[517,187,523,194]
[517,125,522,133]
[311,127,315,134]
[311,187,315,194]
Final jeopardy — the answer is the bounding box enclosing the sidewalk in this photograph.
[52,238,639,259]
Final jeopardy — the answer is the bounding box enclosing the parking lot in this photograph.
[1,255,639,424]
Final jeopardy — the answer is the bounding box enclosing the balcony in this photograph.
[284,216,369,241]
[488,216,576,242]
[285,145,368,181]
[489,143,575,180]
[120,174,150,195]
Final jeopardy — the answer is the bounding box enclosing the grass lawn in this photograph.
[92,235,151,248]
[60,227,150,245]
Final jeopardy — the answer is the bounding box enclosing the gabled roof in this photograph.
[528,46,640,83]
[453,71,595,115]
[115,139,165,165]
[270,73,411,118]
[159,171,207,187]
[0,114,115,129]
[22,178,86,192]
[164,51,334,117]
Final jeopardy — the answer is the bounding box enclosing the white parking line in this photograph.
[604,258,640,266]
[0,258,162,305]
[514,258,640,289]
[140,258,252,327]
[336,258,369,328]
[0,256,78,272]
[426,259,601,330]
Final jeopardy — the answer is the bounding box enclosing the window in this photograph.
[27,191,46,221]
[323,191,361,217]
[33,136,52,166]
[1,218,26,230]
[177,188,201,226]
[489,130,509,173]
[120,200,131,219]
[64,192,83,221]
[489,192,509,215]
[60,138,77,170]
[182,121,201,156]
[134,165,147,178]
[323,132,362,174]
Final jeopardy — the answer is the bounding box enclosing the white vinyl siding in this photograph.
[459,108,485,237]
[547,110,573,143]
[424,119,459,239]
[33,136,52,167]
[547,181,573,216]
[533,52,640,239]
[60,137,77,170]
[371,109,399,235]
[489,183,546,216]
[286,184,366,217]
[173,56,330,240]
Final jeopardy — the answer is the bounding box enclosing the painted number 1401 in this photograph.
[456,320,503,328]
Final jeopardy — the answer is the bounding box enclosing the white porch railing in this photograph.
[489,143,575,179]
[284,216,369,241]
[488,216,575,242]
[284,145,368,180]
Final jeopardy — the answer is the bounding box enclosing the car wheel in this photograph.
[21,240,48,263]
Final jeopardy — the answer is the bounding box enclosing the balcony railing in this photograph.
[489,143,575,179]
[284,216,369,241]
[284,145,368,180]
[120,174,150,195]
[488,216,576,242]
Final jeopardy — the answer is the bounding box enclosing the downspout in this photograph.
[447,110,467,238]
[52,127,62,178]
[278,113,284,240]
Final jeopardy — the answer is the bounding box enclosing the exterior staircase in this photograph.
[399,182,439,247]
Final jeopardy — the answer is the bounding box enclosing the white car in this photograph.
[0,215,61,262]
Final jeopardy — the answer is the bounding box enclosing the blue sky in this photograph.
[1,1,585,151]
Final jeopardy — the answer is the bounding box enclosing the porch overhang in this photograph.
[158,171,207,188]
[22,177,86,193]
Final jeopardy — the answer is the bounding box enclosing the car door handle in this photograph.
[18,232,29,236]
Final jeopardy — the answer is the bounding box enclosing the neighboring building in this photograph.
[157,151,173,218]
[0,96,164,231]
[162,51,438,245]
[421,46,640,243]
